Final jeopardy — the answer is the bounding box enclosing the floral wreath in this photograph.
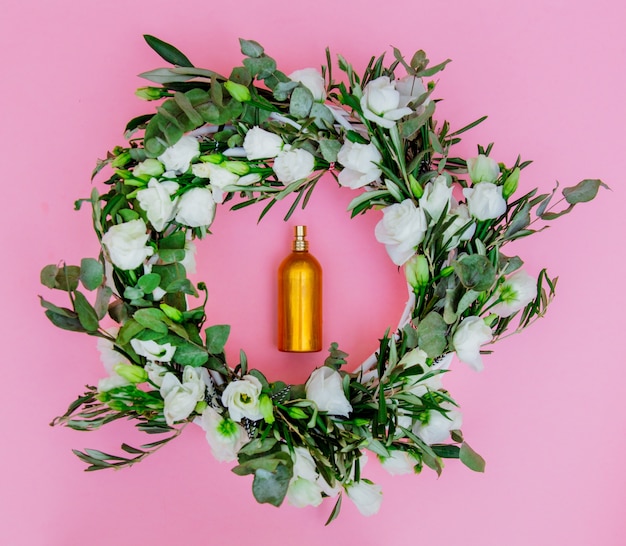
[41,35,605,523]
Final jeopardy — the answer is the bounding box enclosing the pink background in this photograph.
[2,0,625,544]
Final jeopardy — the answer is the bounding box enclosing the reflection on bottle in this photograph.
[277,225,322,352]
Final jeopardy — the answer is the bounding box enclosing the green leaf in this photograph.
[45,310,85,333]
[562,179,608,205]
[205,324,230,354]
[80,258,104,291]
[56,265,81,292]
[133,308,168,334]
[116,319,144,346]
[289,86,313,118]
[459,441,485,472]
[239,38,264,58]
[243,56,276,80]
[325,493,343,526]
[454,254,496,292]
[73,291,100,332]
[251,464,292,507]
[504,203,530,239]
[94,286,113,320]
[416,311,448,357]
[143,35,194,67]
[39,296,76,318]
[431,444,461,458]
[158,249,186,264]
[41,264,59,289]
[319,138,342,163]
[173,342,209,367]
[137,273,161,294]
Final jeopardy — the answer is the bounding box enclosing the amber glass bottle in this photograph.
[277,225,322,352]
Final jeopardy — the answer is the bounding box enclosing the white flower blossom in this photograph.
[160,367,206,426]
[360,76,412,129]
[452,316,493,371]
[289,68,326,101]
[463,183,507,221]
[467,154,500,184]
[412,402,463,445]
[198,406,248,462]
[130,339,176,363]
[157,135,200,174]
[305,367,353,417]
[489,269,537,317]
[272,146,315,184]
[136,179,179,232]
[221,375,264,422]
[175,187,216,228]
[101,219,154,271]
[374,199,427,266]
[243,126,283,159]
[380,450,417,476]
[419,175,453,223]
[336,140,382,189]
[345,480,383,517]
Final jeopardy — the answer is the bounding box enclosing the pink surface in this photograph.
[2,1,625,544]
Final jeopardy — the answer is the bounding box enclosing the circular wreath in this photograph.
[41,35,605,522]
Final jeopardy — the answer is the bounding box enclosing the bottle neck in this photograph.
[293,225,308,251]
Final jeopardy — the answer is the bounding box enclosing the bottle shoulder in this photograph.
[278,251,322,271]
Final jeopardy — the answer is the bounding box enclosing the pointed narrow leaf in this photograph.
[143,35,193,67]
[74,291,100,332]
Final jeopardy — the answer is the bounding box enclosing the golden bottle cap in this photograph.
[293,225,308,251]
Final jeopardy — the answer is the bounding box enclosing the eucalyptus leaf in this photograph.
[417,311,448,357]
[251,464,292,507]
[459,441,485,472]
[133,308,168,334]
[454,254,496,292]
[289,86,313,118]
[562,179,608,204]
[173,342,209,367]
[80,258,104,291]
[45,310,85,333]
[239,38,264,58]
[205,324,230,354]
[73,291,100,332]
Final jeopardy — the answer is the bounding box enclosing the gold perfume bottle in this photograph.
[277,225,322,352]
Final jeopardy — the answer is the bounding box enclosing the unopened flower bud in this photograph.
[259,394,275,424]
[409,174,423,198]
[199,153,225,164]
[502,167,520,199]
[135,87,167,101]
[160,303,184,323]
[224,80,252,102]
[287,407,308,420]
[113,364,148,384]
[111,151,132,168]
[223,161,250,175]
[405,254,430,289]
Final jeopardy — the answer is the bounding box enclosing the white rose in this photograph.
[452,316,493,371]
[192,162,240,204]
[130,338,176,363]
[412,402,462,445]
[144,361,168,387]
[243,126,284,160]
[443,203,476,250]
[287,478,324,508]
[101,219,154,271]
[289,68,326,101]
[374,199,427,266]
[136,179,179,232]
[221,375,264,422]
[345,480,383,517]
[286,447,324,508]
[272,146,315,183]
[360,76,412,129]
[198,406,249,462]
[157,135,200,174]
[463,183,507,221]
[467,154,500,184]
[96,327,128,373]
[419,175,453,223]
[305,367,353,417]
[133,158,165,178]
[175,187,216,228]
[489,269,537,317]
[380,450,417,476]
[395,75,429,110]
[160,367,206,426]
[336,140,382,189]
